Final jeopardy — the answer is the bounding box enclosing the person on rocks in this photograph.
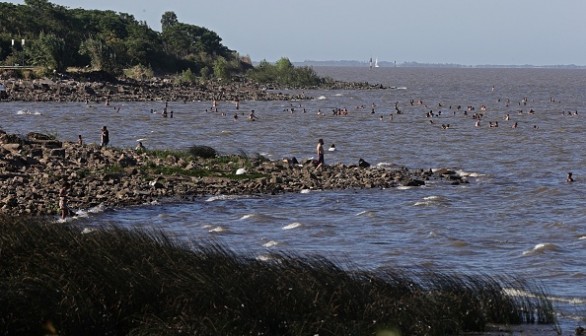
[316,138,325,170]
[59,182,70,220]
[78,134,83,146]
[135,141,146,152]
[100,126,109,147]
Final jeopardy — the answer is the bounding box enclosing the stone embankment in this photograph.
[0,131,468,217]
[0,76,384,103]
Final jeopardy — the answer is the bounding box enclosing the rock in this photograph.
[358,158,371,168]
[50,148,65,158]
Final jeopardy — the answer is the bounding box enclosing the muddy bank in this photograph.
[0,131,467,217]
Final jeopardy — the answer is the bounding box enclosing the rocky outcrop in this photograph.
[0,75,386,103]
[0,131,467,217]
[0,77,309,103]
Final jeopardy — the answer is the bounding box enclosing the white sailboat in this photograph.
[374,58,380,68]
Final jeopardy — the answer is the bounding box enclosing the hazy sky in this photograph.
[7,0,586,65]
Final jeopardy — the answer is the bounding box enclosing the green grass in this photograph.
[0,215,558,336]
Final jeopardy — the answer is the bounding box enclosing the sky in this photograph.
[6,0,586,65]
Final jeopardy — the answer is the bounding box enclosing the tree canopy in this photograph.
[0,0,238,75]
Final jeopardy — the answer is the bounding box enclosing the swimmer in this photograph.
[567,172,574,183]
[328,144,336,152]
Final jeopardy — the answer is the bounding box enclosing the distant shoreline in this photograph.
[291,60,586,69]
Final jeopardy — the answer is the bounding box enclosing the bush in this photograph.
[123,64,154,81]
[188,145,217,159]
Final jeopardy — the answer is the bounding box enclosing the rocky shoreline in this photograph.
[0,74,384,103]
[0,131,468,218]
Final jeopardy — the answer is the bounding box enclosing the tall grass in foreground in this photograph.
[0,215,556,336]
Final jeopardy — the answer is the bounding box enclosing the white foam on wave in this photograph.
[316,95,327,100]
[240,214,255,220]
[376,162,403,169]
[334,93,344,97]
[522,242,560,256]
[300,189,311,194]
[208,226,226,233]
[455,169,485,178]
[356,210,376,217]
[205,194,242,202]
[414,195,449,207]
[17,109,42,115]
[396,186,413,190]
[282,222,302,230]
[81,227,97,234]
[423,195,442,200]
[578,235,586,240]
[256,254,272,262]
[263,240,279,248]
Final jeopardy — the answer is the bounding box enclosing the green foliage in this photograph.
[26,32,67,71]
[178,68,197,84]
[248,57,323,88]
[188,145,217,159]
[0,2,237,77]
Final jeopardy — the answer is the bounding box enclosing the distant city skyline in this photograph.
[6,0,586,66]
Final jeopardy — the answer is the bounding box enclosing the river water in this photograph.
[2,67,585,332]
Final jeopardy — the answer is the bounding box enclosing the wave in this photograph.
[262,240,279,248]
[521,242,561,256]
[205,195,244,202]
[239,213,282,222]
[376,162,404,169]
[208,226,226,233]
[356,210,376,217]
[282,222,302,230]
[414,195,450,207]
[16,109,42,115]
[455,169,486,178]
[81,227,97,234]
[316,95,327,100]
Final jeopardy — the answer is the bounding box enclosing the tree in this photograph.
[27,32,67,71]
[79,37,118,72]
[213,57,229,80]
[161,11,178,32]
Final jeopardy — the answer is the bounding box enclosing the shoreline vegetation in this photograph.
[0,216,558,335]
